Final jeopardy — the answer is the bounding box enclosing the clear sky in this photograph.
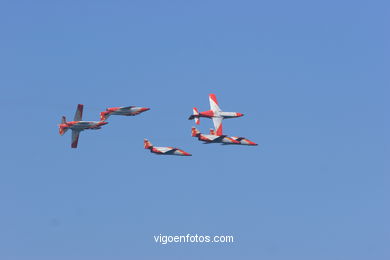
[0,0,388,259]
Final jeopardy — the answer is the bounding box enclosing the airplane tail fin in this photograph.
[59,116,68,135]
[209,128,215,135]
[100,111,109,121]
[191,127,200,137]
[193,107,200,124]
[188,107,200,124]
[144,138,153,149]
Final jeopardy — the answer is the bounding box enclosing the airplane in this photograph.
[100,106,150,121]
[191,127,240,144]
[191,127,258,146]
[144,139,192,156]
[188,94,244,136]
[209,129,258,145]
[59,104,108,148]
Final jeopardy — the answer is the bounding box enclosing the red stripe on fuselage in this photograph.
[199,110,214,117]
[107,107,120,112]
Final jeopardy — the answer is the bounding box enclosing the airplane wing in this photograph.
[74,104,83,121]
[203,134,225,142]
[212,117,223,136]
[209,94,221,112]
[156,147,175,154]
[71,130,81,148]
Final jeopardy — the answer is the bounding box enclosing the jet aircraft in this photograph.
[59,104,108,148]
[144,139,192,156]
[192,127,258,146]
[188,94,243,136]
[191,127,240,144]
[209,128,258,145]
[100,106,150,121]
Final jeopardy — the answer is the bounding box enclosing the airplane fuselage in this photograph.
[197,133,240,144]
[150,147,192,156]
[61,121,108,131]
[101,106,150,120]
[197,110,243,119]
[109,107,149,115]
[197,134,257,145]
[144,138,192,156]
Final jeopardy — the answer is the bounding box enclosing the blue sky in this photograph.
[0,0,388,259]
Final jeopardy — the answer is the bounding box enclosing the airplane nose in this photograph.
[247,140,257,145]
[236,113,244,117]
[141,107,150,112]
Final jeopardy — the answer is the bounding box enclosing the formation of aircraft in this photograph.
[58,94,257,154]
[188,94,244,136]
[144,139,192,156]
[100,106,150,121]
[190,94,257,147]
[59,104,148,148]
[58,104,108,148]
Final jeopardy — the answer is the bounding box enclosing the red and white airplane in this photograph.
[100,106,150,121]
[188,94,244,136]
[144,139,192,156]
[59,104,108,148]
[192,127,258,146]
